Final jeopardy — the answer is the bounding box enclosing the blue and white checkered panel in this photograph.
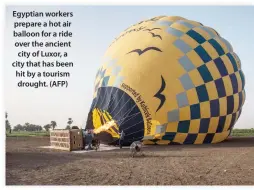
[175,20,195,29]
[167,109,180,122]
[174,39,192,54]
[166,27,184,37]
[179,55,196,72]
[177,92,189,108]
[179,73,195,90]
[198,26,216,39]
[154,20,173,26]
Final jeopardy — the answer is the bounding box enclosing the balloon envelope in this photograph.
[85,16,245,145]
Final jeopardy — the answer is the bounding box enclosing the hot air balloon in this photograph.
[85,16,245,145]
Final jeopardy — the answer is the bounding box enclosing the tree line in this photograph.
[5,112,76,132]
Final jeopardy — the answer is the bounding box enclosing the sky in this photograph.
[4,5,254,129]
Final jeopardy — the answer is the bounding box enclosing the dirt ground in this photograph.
[5,136,254,185]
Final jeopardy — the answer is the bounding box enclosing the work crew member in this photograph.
[119,130,125,149]
[86,130,94,150]
[82,129,87,150]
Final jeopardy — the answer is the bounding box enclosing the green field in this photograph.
[231,128,254,137]
[6,128,254,138]
[6,131,49,137]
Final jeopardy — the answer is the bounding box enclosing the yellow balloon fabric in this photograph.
[86,16,246,145]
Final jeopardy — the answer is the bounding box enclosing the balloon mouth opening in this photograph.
[86,86,145,145]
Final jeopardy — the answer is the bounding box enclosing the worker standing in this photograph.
[82,129,87,150]
[86,130,93,150]
[119,130,125,149]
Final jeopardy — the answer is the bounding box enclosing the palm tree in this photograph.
[51,121,57,130]
[66,118,73,129]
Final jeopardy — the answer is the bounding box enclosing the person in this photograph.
[119,130,125,149]
[82,129,87,150]
[86,129,93,150]
[92,133,100,151]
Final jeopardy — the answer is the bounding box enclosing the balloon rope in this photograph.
[121,120,144,131]
[109,91,126,114]
[104,86,115,110]
[111,97,131,119]
[117,112,141,128]
[116,112,141,124]
[107,88,120,110]
[115,103,138,126]
[119,103,137,119]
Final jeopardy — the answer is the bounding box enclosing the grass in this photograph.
[6,131,50,137]
[231,128,254,137]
